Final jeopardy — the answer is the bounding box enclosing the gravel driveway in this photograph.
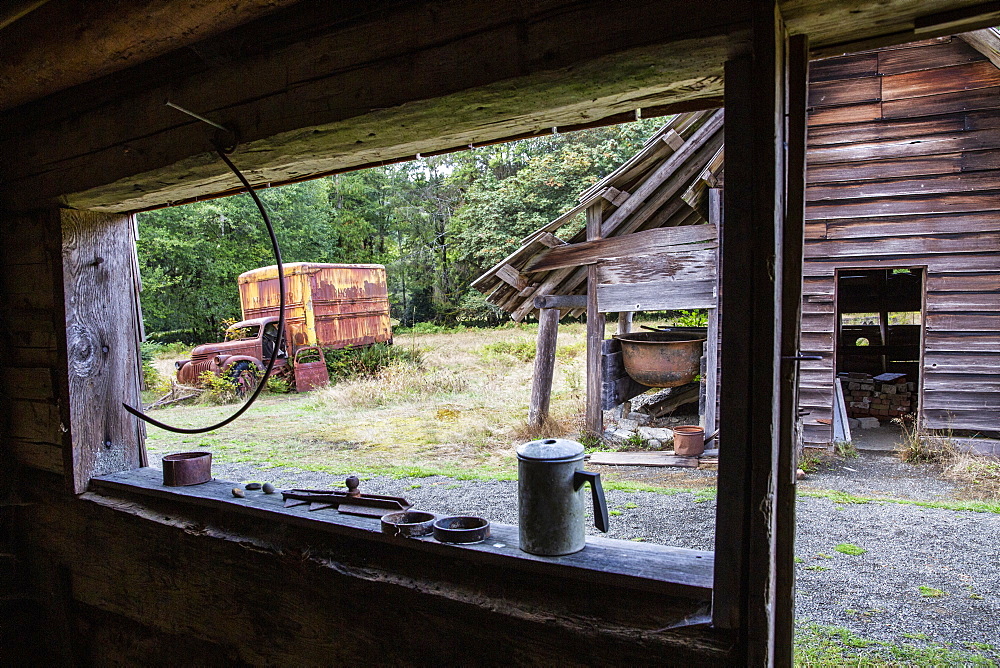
[203,452,999,650]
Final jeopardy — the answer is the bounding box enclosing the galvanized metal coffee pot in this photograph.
[516,438,609,556]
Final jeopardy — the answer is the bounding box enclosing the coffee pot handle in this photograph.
[573,470,609,533]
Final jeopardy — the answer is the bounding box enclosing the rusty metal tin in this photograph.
[433,516,491,544]
[381,511,436,538]
[162,452,213,486]
[615,331,706,388]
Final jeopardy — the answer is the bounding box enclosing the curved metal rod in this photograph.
[123,144,286,434]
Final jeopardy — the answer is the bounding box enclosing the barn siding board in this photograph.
[880,61,1000,101]
[809,53,878,82]
[800,41,1000,447]
[876,38,984,75]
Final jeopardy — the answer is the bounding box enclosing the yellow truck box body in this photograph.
[237,263,391,350]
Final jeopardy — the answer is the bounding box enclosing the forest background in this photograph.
[136,119,662,342]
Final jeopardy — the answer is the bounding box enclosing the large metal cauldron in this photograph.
[615,331,706,388]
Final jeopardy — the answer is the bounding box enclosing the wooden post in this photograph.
[62,210,146,493]
[615,312,633,418]
[774,32,809,665]
[712,2,797,665]
[528,307,559,428]
[702,189,722,436]
[585,203,605,435]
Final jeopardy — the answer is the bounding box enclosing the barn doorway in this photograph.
[836,268,924,446]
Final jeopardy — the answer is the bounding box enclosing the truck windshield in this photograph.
[225,324,261,341]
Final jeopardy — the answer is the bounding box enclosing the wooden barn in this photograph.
[800,33,1000,449]
[3,1,999,665]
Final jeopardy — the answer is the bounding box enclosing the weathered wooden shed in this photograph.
[3,2,999,665]
[799,34,1000,449]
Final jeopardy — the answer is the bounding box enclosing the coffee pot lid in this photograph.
[516,438,584,461]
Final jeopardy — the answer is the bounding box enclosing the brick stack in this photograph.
[841,372,916,419]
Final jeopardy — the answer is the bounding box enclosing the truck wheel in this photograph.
[227,361,259,398]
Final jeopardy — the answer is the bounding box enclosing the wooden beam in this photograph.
[533,294,588,310]
[62,210,145,493]
[712,5,792,665]
[585,203,605,436]
[595,279,716,313]
[774,32,809,668]
[524,226,717,273]
[960,28,1000,70]
[496,264,529,290]
[1,1,743,212]
[528,308,559,428]
[702,189,722,437]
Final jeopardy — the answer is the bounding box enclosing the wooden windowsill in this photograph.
[90,467,714,600]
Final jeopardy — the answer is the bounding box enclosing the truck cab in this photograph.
[175,317,287,386]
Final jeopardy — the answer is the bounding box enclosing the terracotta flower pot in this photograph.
[673,426,706,457]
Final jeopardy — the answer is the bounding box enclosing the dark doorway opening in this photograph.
[836,268,924,425]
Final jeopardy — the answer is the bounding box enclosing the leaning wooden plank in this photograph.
[587,452,699,468]
[643,383,700,418]
[524,225,717,273]
[960,28,1000,70]
[597,279,717,313]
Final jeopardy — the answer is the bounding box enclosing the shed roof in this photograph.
[472,108,724,321]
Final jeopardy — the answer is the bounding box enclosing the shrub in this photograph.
[323,343,422,381]
[266,376,292,394]
[478,340,536,363]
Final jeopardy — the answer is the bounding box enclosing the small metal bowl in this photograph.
[433,516,490,544]
[162,452,212,486]
[381,511,436,538]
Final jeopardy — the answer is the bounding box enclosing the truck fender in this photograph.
[219,355,264,374]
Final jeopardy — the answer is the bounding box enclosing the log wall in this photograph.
[800,37,1000,447]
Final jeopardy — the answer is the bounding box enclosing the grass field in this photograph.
[146,323,593,478]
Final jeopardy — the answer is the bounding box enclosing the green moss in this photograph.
[835,543,866,556]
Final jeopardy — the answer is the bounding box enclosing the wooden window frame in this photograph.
[58,5,808,662]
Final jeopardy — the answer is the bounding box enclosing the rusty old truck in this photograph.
[175,262,392,388]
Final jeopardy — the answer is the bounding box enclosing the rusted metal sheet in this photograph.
[238,263,391,349]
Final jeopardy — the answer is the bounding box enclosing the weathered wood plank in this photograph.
[62,210,145,494]
[876,37,985,75]
[923,389,1000,410]
[808,114,966,147]
[0,366,53,401]
[808,169,1000,203]
[882,86,1000,119]
[925,312,1000,331]
[595,247,717,285]
[809,53,878,82]
[808,76,880,109]
[808,102,881,127]
[924,331,1000,351]
[8,399,63,445]
[923,372,1000,392]
[803,253,1000,276]
[588,452,698,468]
[807,153,963,185]
[924,351,1000,374]
[926,291,1000,311]
[805,231,1000,259]
[596,279,716,313]
[496,263,529,290]
[807,193,1000,220]
[808,129,1000,166]
[523,226,717,274]
[923,409,1000,431]
[881,60,1000,101]
[925,272,1000,292]
[818,211,1000,239]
